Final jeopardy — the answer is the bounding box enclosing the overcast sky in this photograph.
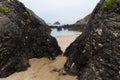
[19,0,100,24]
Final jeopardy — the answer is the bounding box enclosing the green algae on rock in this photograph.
[0,6,10,13]
[102,0,115,10]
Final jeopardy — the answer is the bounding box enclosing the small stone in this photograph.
[100,59,103,62]
[119,45,120,47]
[47,39,50,42]
[25,36,28,39]
[95,28,102,35]
[98,43,103,47]
[113,33,118,37]
[119,71,120,74]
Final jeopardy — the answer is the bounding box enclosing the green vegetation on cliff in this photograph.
[23,11,29,15]
[26,19,31,24]
[0,6,10,13]
[103,0,115,10]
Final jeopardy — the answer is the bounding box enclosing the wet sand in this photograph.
[0,34,79,80]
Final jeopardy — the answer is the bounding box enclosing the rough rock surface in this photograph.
[64,0,120,80]
[0,0,61,78]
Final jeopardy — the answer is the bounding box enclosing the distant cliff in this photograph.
[75,14,91,26]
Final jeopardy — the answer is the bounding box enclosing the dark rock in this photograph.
[64,0,120,80]
[0,14,29,78]
[0,0,62,78]
[26,28,62,59]
[53,21,61,26]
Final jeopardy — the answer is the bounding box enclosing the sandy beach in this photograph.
[0,34,79,80]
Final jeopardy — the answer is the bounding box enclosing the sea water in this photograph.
[50,28,81,37]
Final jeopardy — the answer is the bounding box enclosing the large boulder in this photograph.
[0,0,61,78]
[64,0,120,80]
[26,28,62,59]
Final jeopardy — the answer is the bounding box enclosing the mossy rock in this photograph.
[0,6,10,13]
[102,0,115,10]
[26,19,31,24]
[23,11,29,15]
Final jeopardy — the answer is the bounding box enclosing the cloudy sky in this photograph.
[19,0,100,24]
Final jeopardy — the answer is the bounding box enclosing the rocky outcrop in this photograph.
[64,0,120,80]
[0,0,62,78]
[53,21,61,26]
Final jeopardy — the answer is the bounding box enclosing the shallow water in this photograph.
[51,28,81,37]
